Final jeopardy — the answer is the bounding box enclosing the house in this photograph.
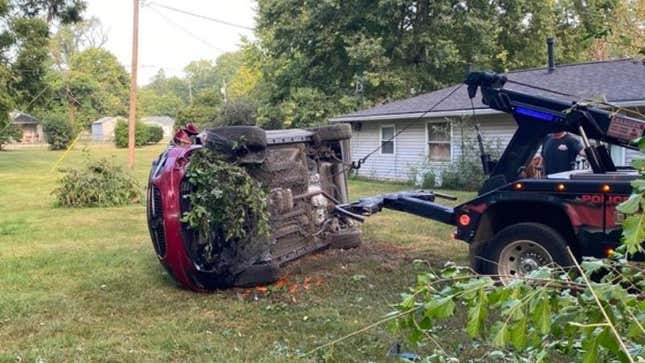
[10,111,43,144]
[142,116,175,139]
[330,58,645,183]
[91,117,123,142]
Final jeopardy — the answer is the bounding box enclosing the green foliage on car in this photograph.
[180,148,270,264]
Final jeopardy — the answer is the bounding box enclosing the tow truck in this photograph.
[340,71,645,277]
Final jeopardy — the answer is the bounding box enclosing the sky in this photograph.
[85,0,257,85]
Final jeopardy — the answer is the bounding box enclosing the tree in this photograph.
[0,0,85,145]
[60,47,129,128]
[253,0,638,128]
[50,16,108,70]
[18,0,86,24]
[138,69,188,118]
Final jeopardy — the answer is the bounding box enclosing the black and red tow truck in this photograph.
[340,71,645,277]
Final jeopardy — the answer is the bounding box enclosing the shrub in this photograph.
[215,98,257,126]
[114,119,149,148]
[146,124,164,144]
[54,158,142,207]
[0,119,22,150]
[440,156,486,191]
[406,163,436,188]
[43,113,75,150]
[420,170,436,189]
[440,123,502,190]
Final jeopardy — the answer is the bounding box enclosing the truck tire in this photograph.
[311,124,352,142]
[205,126,267,154]
[327,230,362,250]
[479,223,573,280]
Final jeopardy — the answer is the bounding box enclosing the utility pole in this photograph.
[128,0,140,169]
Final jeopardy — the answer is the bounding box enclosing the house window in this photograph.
[380,125,395,154]
[427,122,451,161]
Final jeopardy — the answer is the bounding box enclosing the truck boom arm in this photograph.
[465,72,645,193]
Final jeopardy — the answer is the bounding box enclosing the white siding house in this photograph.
[331,59,645,183]
[142,116,176,139]
[91,116,123,142]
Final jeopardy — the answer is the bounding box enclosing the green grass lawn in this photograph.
[0,144,476,362]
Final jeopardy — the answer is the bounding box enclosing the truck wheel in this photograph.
[311,124,352,142]
[480,223,573,281]
[205,126,267,154]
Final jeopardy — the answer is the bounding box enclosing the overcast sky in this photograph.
[85,0,257,85]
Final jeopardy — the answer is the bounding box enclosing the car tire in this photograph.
[204,126,267,155]
[478,223,573,279]
[311,124,352,142]
[328,229,362,250]
[233,262,282,287]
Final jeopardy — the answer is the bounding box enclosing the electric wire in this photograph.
[147,2,254,31]
[332,82,465,178]
[505,78,645,119]
[146,6,228,53]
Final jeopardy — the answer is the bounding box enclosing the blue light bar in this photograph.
[514,106,557,123]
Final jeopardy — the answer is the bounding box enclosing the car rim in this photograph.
[498,240,553,281]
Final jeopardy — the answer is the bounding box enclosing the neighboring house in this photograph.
[91,116,122,142]
[330,58,645,182]
[142,116,175,139]
[10,111,43,144]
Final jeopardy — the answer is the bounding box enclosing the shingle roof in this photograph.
[331,59,645,122]
[142,116,175,127]
[10,111,39,124]
[92,116,119,125]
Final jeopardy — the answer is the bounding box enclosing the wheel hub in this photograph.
[519,252,542,273]
[498,240,553,280]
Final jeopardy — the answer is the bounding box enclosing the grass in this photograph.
[0,143,477,362]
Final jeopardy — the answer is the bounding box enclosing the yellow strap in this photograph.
[50,133,82,172]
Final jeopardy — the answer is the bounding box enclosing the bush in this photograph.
[440,124,502,190]
[215,98,257,126]
[43,113,75,150]
[146,124,164,144]
[0,119,22,150]
[114,119,149,148]
[54,158,142,207]
[440,156,486,191]
[421,170,436,189]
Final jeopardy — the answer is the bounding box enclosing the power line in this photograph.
[146,6,227,53]
[146,2,254,31]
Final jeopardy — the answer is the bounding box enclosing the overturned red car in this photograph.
[146,124,362,291]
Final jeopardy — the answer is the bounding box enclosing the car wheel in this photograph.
[327,229,362,250]
[204,126,267,155]
[233,262,282,287]
[479,223,573,282]
[311,124,352,142]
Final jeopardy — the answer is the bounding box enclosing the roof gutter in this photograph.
[329,100,645,123]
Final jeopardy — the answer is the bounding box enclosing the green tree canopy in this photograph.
[252,0,640,127]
